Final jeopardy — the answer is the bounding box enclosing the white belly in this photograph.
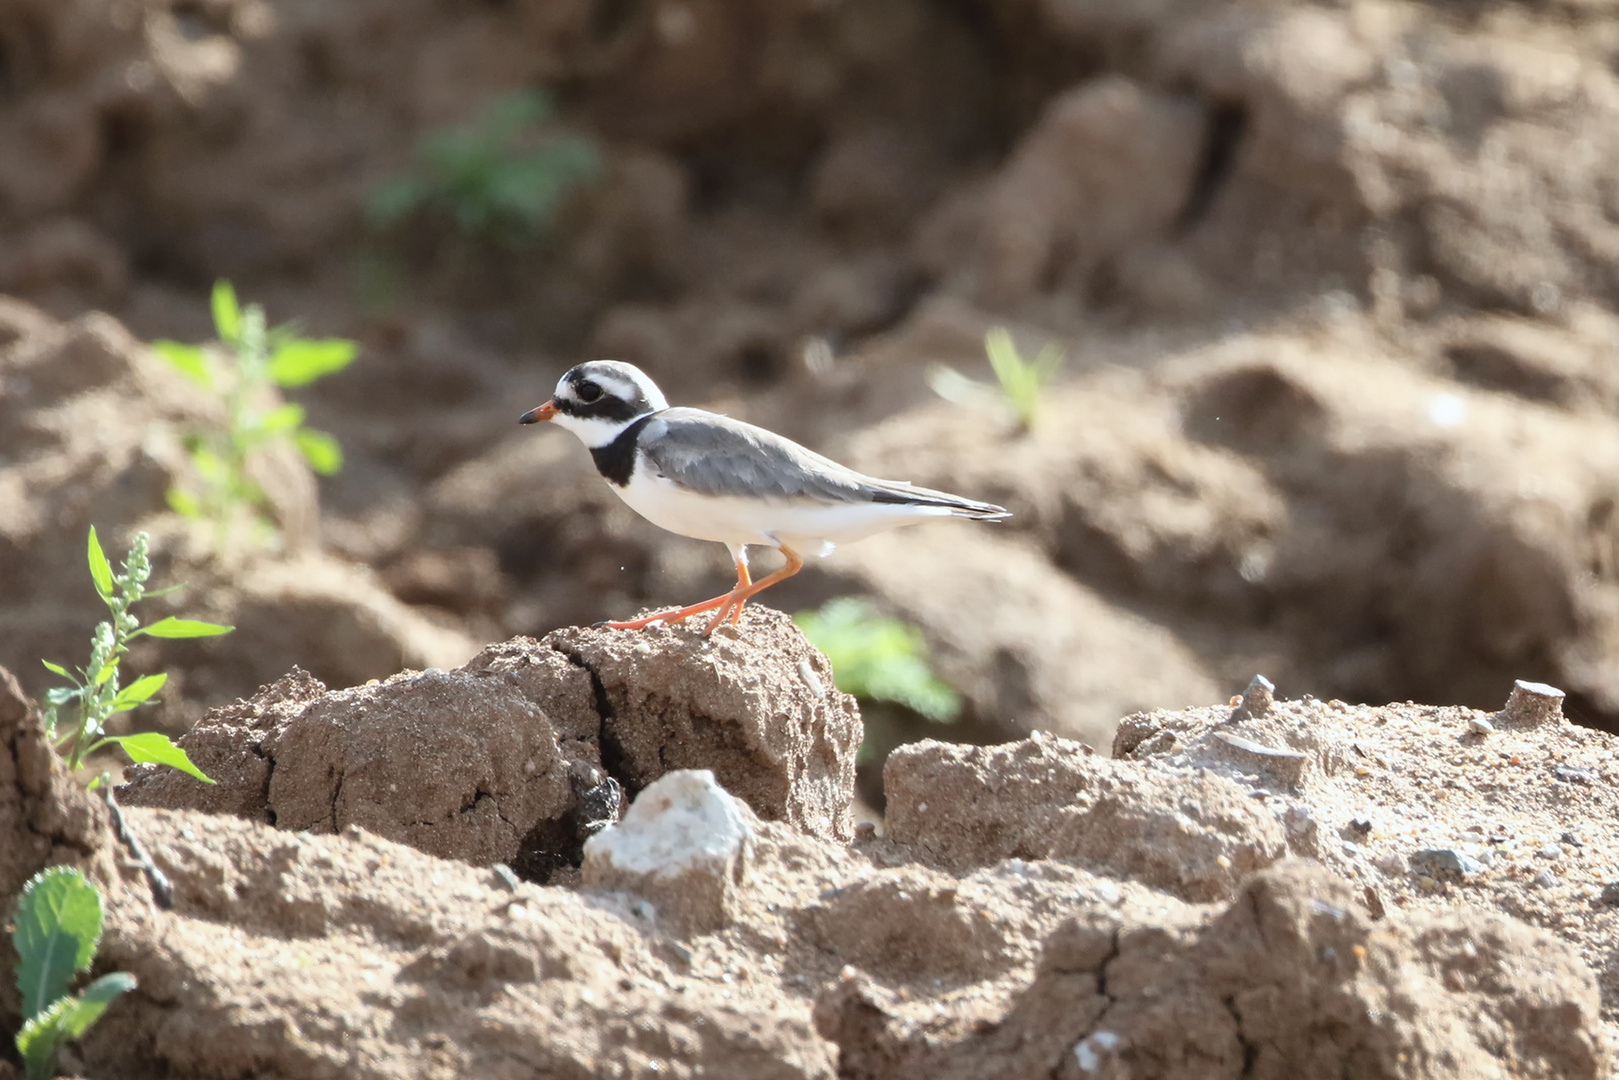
[610,468,954,552]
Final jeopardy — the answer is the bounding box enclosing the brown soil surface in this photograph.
[5,0,1619,745]
[7,0,1619,1074]
[3,630,1619,1077]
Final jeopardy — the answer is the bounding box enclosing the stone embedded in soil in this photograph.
[122,611,860,877]
[1211,728,1310,788]
[582,768,756,935]
[1234,673,1276,719]
[1414,847,1485,876]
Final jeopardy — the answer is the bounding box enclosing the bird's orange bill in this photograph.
[519,401,558,424]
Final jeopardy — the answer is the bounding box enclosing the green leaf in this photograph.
[189,444,228,484]
[293,428,344,475]
[269,339,358,388]
[57,972,136,1038]
[13,868,103,1021]
[151,341,214,389]
[16,973,135,1080]
[98,733,214,784]
[365,176,430,226]
[211,280,242,343]
[257,402,306,435]
[137,617,233,639]
[794,598,961,723]
[111,673,167,713]
[94,662,117,687]
[166,487,204,519]
[17,1001,68,1080]
[41,660,70,678]
[86,528,113,600]
[984,327,1021,386]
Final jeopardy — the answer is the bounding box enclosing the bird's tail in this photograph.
[870,482,1011,521]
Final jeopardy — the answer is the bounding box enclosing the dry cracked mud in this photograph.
[2,620,1618,1078]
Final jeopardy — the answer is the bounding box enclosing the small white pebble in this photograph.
[1537,845,1563,860]
[1468,716,1495,734]
[796,659,826,699]
[916,803,928,814]
[1073,1030,1122,1073]
[1535,870,1559,888]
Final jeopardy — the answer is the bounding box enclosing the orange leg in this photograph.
[602,545,803,636]
[701,544,803,635]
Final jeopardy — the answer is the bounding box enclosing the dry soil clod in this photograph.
[1497,679,1567,727]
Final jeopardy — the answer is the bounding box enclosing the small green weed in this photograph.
[153,281,356,550]
[795,598,960,762]
[12,867,136,1079]
[927,327,1066,432]
[40,527,229,782]
[366,89,601,243]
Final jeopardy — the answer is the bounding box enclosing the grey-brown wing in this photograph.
[637,409,872,503]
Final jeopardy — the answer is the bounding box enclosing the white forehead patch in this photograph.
[555,365,667,410]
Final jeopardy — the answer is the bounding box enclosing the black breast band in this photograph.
[591,414,656,487]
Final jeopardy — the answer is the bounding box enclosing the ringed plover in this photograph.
[521,360,1010,634]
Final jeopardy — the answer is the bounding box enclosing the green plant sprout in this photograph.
[152,281,356,549]
[927,327,1066,432]
[12,867,136,1079]
[40,527,229,783]
[366,88,602,243]
[795,596,961,733]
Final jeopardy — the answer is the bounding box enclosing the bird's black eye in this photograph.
[575,379,604,404]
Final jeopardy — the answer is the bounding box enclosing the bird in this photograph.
[520,360,1010,635]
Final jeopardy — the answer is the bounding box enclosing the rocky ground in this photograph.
[2,619,1618,1078]
[7,0,1619,750]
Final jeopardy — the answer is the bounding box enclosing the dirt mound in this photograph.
[5,630,1618,1078]
[120,610,862,879]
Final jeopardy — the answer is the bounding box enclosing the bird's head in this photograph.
[519,360,669,447]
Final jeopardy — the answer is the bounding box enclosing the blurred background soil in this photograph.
[5,0,1619,782]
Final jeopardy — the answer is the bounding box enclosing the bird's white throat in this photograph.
[552,410,651,449]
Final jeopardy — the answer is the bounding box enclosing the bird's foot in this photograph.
[601,594,732,632]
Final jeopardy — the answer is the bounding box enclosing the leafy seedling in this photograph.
[927,327,1066,432]
[39,527,230,781]
[13,867,136,1080]
[153,281,356,552]
[366,88,602,244]
[795,598,961,763]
